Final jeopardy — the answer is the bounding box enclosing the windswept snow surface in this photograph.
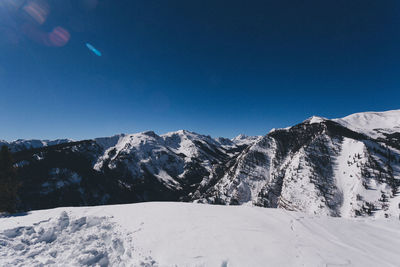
[1,202,399,267]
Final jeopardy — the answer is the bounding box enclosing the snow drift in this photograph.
[0,202,399,267]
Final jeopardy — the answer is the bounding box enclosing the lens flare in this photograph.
[49,26,70,47]
[23,1,49,25]
[22,24,70,47]
[86,43,102,56]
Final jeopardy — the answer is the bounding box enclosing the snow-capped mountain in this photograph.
[333,110,400,139]
[231,134,262,146]
[11,130,249,210]
[7,109,400,218]
[92,129,246,195]
[194,110,400,218]
[0,139,72,152]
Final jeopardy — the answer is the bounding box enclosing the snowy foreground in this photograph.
[0,202,399,267]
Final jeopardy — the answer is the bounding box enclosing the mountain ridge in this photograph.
[4,109,400,218]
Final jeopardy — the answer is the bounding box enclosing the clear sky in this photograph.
[0,0,400,141]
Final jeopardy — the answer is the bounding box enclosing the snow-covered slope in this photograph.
[333,109,400,138]
[0,202,399,267]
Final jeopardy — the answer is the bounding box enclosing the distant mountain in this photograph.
[7,109,400,218]
[0,139,72,152]
[231,134,262,146]
[11,130,249,210]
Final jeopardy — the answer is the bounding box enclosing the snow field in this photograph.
[1,202,400,267]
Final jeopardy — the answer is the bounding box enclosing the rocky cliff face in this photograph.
[7,110,400,218]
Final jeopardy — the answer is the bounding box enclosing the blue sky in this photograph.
[0,0,400,141]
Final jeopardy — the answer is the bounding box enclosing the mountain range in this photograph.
[4,109,400,218]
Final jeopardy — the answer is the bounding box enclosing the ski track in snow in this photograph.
[0,202,399,267]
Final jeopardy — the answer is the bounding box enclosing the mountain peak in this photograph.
[162,129,201,138]
[232,134,248,140]
[231,134,260,146]
[141,131,159,138]
[303,116,327,124]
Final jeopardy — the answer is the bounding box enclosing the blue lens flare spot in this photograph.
[86,43,102,56]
